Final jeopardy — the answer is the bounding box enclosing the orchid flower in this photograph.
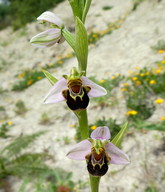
[67,126,129,176]
[30,11,65,47]
[44,68,107,111]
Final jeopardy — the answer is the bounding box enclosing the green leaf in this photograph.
[75,17,88,73]
[82,0,92,23]
[62,29,75,51]
[2,131,46,158]
[111,122,128,148]
[69,0,84,21]
[42,70,57,85]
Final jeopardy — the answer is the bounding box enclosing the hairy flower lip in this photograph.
[44,76,107,104]
[66,126,130,165]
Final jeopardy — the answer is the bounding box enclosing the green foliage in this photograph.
[0,122,12,138]
[14,100,28,115]
[132,120,165,132]
[145,185,158,192]
[0,131,48,183]
[0,1,10,29]
[0,105,8,120]
[0,0,65,30]
[123,65,165,121]
[102,6,113,11]
[90,74,124,106]
[12,70,45,91]
[151,40,165,51]
[20,168,75,192]
[39,112,53,125]
[2,131,46,157]
[88,21,121,44]
[12,56,72,91]
[0,127,79,192]
[0,58,9,71]
[132,0,145,11]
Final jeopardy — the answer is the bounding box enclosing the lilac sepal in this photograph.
[37,11,63,27]
[67,140,91,160]
[105,142,130,165]
[91,126,111,140]
[44,77,67,104]
[81,76,107,98]
[30,28,62,48]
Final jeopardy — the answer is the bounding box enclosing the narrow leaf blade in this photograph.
[75,17,88,72]
[42,70,57,85]
[111,122,128,148]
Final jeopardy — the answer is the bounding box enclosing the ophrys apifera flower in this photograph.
[67,126,130,176]
[44,68,107,111]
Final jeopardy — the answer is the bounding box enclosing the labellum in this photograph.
[86,148,109,177]
[62,79,91,111]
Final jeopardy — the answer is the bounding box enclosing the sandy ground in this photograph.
[0,0,165,191]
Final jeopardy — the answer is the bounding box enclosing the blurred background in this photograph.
[0,0,165,192]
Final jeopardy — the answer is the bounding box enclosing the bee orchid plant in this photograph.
[30,1,130,192]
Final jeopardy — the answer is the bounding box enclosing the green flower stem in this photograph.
[89,175,101,192]
[75,109,89,140]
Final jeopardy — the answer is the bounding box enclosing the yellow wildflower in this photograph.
[160,117,165,120]
[149,80,156,85]
[49,63,54,66]
[123,83,129,87]
[92,34,98,38]
[121,88,127,92]
[111,76,116,79]
[66,53,73,58]
[132,77,138,81]
[70,124,75,128]
[18,74,23,79]
[58,60,63,64]
[128,70,133,74]
[8,121,13,125]
[129,91,134,95]
[161,60,165,64]
[135,66,139,70]
[99,30,106,35]
[140,73,145,77]
[155,98,164,104]
[27,80,33,85]
[158,50,165,54]
[145,72,150,76]
[154,69,162,74]
[91,125,97,130]
[126,110,138,115]
[135,80,141,85]
[37,76,42,80]
[99,79,105,83]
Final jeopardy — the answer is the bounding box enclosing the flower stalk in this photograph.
[89,175,101,192]
[75,110,89,140]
